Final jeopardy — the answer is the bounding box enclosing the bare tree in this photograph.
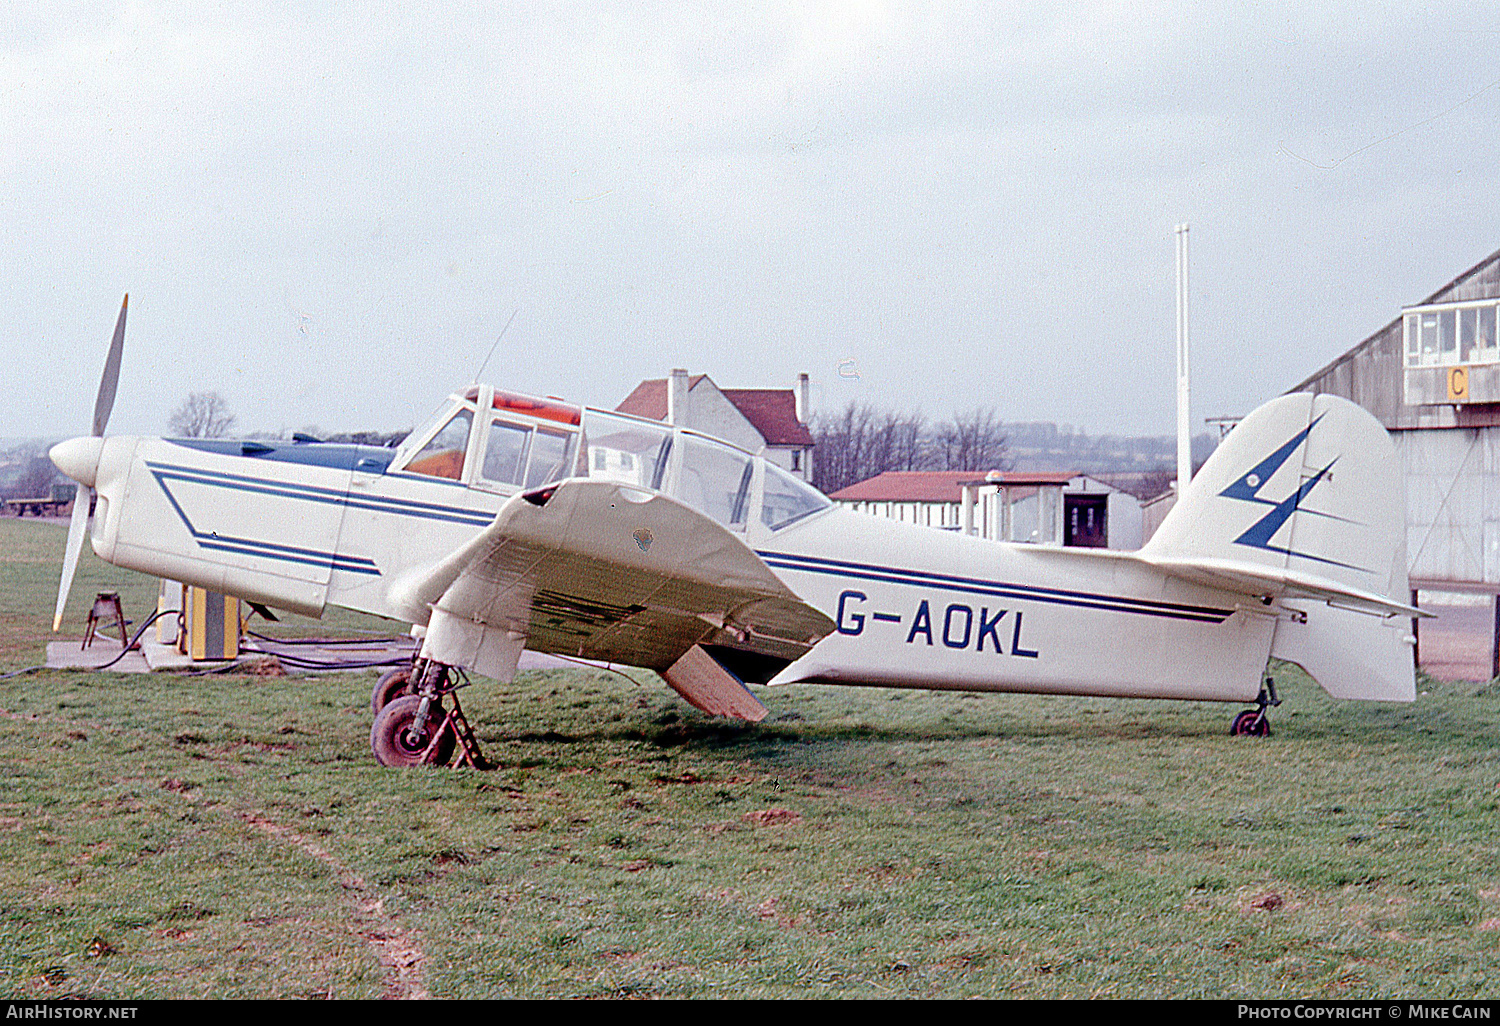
[814,401,1010,492]
[1136,467,1175,501]
[811,402,875,494]
[169,391,237,438]
[871,409,929,474]
[5,455,58,500]
[931,408,1010,472]
[812,402,941,493]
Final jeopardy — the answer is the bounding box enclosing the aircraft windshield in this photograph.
[405,409,473,480]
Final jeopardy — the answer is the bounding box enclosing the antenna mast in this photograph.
[472,308,520,386]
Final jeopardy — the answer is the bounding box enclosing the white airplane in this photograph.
[50,297,1423,767]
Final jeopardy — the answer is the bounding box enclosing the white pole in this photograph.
[1175,224,1191,496]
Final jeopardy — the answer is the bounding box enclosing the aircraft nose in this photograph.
[50,436,105,489]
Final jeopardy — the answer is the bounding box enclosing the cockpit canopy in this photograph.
[392,386,830,533]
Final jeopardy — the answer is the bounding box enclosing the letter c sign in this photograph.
[1448,366,1469,402]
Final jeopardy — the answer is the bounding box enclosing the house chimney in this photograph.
[796,372,810,425]
[667,368,690,427]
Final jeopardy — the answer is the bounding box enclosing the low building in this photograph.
[830,470,1143,550]
[616,369,815,482]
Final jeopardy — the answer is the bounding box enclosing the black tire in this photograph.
[370,695,454,768]
[370,667,415,715]
[1229,709,1271,737]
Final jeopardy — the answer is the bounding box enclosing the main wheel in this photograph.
[370,667,415,715]
[371,695,455,767]
[1229,709,1271,737]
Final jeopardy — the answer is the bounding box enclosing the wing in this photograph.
[387,479,835,719]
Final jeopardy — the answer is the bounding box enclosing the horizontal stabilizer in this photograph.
[1136,554,1428,619]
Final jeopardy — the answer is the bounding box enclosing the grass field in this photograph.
[2,517,1499,999]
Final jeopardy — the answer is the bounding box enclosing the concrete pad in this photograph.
[1419,602,1498,683]
[140,639,206,671]
[243,635,414,674]
[517,651,609,671]
[47,630,617,677]
[45,639,151,673]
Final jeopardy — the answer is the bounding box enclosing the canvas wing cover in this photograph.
[388,479,835,719]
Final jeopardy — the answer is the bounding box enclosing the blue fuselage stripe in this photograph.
[147,461,497,527]
[198,540,381,575]
[145,459,499,577]
[758,550,1234,624]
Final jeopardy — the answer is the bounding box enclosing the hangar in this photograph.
[1291,246,1500,679]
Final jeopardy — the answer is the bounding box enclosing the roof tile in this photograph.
[615,377,813,447]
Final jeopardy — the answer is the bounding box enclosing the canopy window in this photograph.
[761,462,831,530]
[677,435,753,530]
[580,410,674,491]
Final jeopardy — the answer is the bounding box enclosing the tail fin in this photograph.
[1140,392,1415,702]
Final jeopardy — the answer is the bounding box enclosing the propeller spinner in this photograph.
[50,294,127,631]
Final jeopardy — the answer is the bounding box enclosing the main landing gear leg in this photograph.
[369,660,492,769]
[1229,677,1280,738]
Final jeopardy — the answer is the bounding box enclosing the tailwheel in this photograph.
[1229,709,1270,737]
[1229,678,1280,738]
[371,695,455,767]
[370,666,415,715]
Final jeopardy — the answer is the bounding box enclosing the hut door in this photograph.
[1064,494,1109,548]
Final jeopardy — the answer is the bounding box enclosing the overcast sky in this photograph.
[6,2,1500,442]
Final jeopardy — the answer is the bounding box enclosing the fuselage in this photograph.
[760,510,1270,702]
[66,387,1273,705]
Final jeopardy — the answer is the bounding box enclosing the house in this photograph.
[616,369,815,482]
[829,470,1144,550]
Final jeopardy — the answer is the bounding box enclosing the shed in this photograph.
[830,470,1143,550]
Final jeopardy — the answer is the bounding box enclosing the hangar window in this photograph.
[1404,300,1500,367]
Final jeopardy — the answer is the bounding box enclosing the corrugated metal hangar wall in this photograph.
[1291,247,1500,678]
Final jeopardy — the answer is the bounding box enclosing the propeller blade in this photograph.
[53,488,92,631]
[91,294,127,438]
[56,295,126,630]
